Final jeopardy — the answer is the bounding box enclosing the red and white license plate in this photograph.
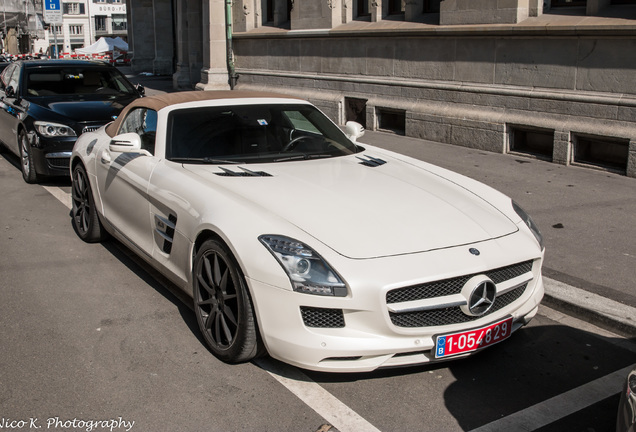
[434,317,513,359]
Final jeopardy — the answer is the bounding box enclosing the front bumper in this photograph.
[31,135,76,177]
[248,253,545,373]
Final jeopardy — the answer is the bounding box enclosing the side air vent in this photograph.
[357,155,387,167]
[154,213,177,254]
[215,167,272,177]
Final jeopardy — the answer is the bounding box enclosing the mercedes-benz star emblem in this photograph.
[468,280,497,316]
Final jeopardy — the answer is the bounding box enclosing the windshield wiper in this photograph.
[273,154,334,162]
[169,157,240,164]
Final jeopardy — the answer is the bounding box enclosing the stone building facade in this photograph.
[127,0,636,177]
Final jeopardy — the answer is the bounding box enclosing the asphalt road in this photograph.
[0,141,634,431]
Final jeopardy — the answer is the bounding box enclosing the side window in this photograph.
[0,64,16,89]
[8,66,21,91]
[119,108,157,155]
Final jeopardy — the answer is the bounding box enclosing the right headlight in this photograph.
[34,121,77,138]
[512,201,544,251]
[259,235,348,297]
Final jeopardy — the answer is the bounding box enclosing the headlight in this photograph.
[259,235,348,297]
[512,201,544,251]
[34,121,77,138]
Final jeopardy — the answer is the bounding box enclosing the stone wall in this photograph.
[232,28,636,176]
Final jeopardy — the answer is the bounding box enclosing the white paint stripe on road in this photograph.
[469,365,632,432]
[255,358,382,432]
[43,186,72,210]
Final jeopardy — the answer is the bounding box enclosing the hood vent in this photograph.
[357,155,387,167]
[215,167,272,177]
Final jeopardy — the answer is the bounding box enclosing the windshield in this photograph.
[166,103,361,163]
[26,66,136,97]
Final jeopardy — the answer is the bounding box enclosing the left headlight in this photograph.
[259,235,348,297]
[512,201,544,251]
[34,121,77,138]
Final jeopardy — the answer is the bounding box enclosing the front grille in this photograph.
[301,307,345,328]
[82,125,103,134]
[47,157,70,169]
[386,261,533,304]
[389,283,528,328]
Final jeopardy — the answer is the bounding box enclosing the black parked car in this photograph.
[0,60,143,183]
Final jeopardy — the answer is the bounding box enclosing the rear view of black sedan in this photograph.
[0,60,143,183]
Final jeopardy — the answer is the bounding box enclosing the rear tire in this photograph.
[71,163,106,242]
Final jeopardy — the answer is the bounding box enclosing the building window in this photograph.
[64,2,86,15]
[52,25,63,35]
[112,14,127,31]
[423,0,440,13]
[95,16,106,31]
[550,0,586,6]
[388,0,405,14]
[357,0,370,17]
[69,24,84,35]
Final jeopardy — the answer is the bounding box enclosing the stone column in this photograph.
[129,0,155,73]
[173,0,189,87]
[627,140,636,178]
[233,0,255,32]
[405,0,423,22]
[553,131,571,166]
[196,0,230,90]
[291,0,341,29]
[370,0,382,22]
[153,0,174,75]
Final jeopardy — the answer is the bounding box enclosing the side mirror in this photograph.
[345,121,365,142]
[109,132,143,153]
[135,84,145,96]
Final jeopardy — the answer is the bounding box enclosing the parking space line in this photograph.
[469,365,631,432]
[43,186,72,210]
[255,358,381,432]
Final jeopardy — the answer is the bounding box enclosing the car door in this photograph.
[0,63,23,154]
[95,107,159,257]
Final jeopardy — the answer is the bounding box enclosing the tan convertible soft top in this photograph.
[105,90,302,137]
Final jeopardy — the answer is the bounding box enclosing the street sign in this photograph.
[43,0,63,24]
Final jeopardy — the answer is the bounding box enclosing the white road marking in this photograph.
[469,365,632,432]
[43,186,72,210]
[43,184,635,432]
[255,358,382,432]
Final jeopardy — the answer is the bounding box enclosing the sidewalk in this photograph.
[120,68,636,338]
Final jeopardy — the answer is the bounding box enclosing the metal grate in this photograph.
[389,284,527,328]
[82,125,103,134]
[301,307,345,328]
[386,260,533,304]
[47,158,70,169]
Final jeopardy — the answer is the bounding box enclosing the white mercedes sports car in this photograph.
[70,91,544,372]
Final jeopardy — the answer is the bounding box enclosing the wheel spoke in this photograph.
[219,314,234,344]
[221,304,237,327]
[213,253,222,286]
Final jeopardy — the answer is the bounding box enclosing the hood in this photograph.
[184,153,518,259]
[29,95,137,123]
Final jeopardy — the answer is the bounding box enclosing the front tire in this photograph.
[193,239,262,363]
[71,163,106,242]
[19,130,38,184]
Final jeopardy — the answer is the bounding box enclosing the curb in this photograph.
[543,277,636,338]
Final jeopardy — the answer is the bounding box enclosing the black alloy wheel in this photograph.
[193,239,262,363]
[19,130,38,184]
[71,163,106,243]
